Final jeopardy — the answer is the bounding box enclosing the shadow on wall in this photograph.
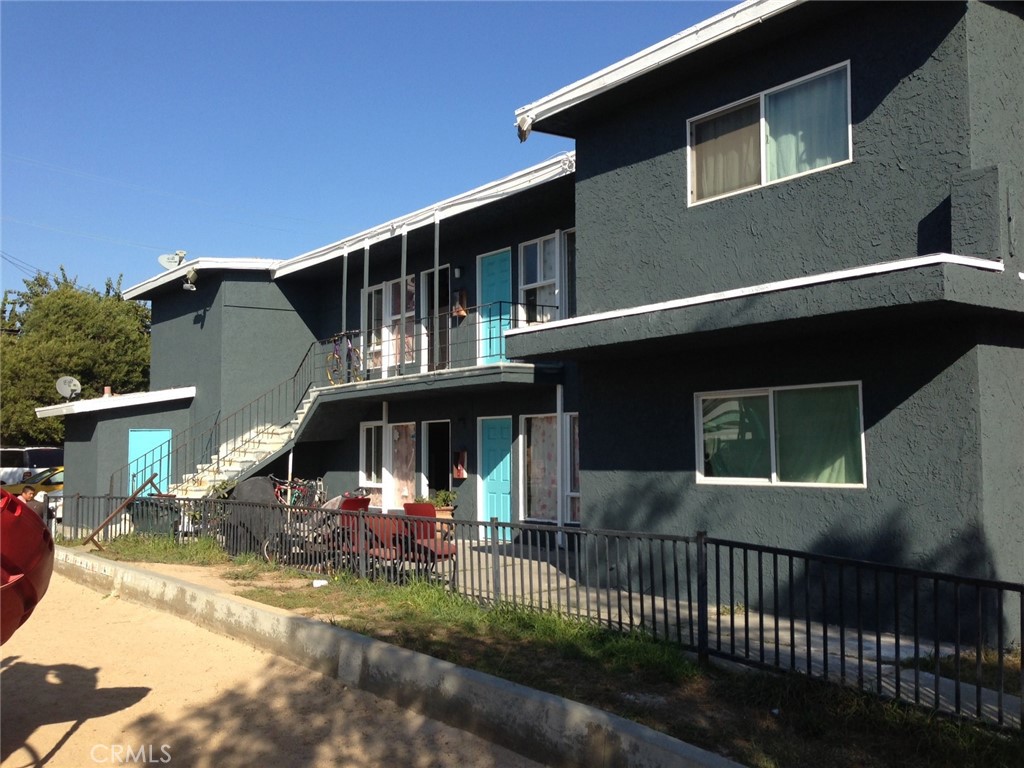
[580,470,1014,646]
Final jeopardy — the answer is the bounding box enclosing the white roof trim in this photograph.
[506,254,1006,337]
[35,386,197,418]
[514,0,804,140]
[123,258,280,300]
[273,152,576,279]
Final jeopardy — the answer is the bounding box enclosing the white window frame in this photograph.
[694,381,866,488]
[686,61,852,206]
[560,228,576,320]
[564,412,581,523]
[519,232,561,325]
[519,413,559,522]
[518,411,580,524]
[362,276,416,375]
[359,421,384,491]
[418,267,450,373]
[362,286,384,371]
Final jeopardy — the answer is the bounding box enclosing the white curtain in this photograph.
[766,68,848,182]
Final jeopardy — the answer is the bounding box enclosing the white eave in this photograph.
[123,258,281,300]
[273,151,576,279]
[506,254,1007,336]
[514,0,805,140]
[35,386,197,418]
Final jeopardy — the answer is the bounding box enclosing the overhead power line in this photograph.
[1,249,49,279]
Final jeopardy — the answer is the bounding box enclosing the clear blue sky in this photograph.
[2,1,729,294]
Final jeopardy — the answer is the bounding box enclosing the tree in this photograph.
[1,268,150,446]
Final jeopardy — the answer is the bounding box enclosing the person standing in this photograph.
[16,486,49,521]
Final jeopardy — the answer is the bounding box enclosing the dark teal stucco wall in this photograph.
[64,402,192,497]
[150,276,223,422]
[575,319,1005,578]
[572,2,1008,315]
[965,2,1024,263]
[977,328,1024,590]
[544,0,1023,597]
[150,272,316,422]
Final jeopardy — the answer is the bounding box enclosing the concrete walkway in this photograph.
[44,547,743,768]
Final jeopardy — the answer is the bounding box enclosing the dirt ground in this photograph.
[0,569,545,768]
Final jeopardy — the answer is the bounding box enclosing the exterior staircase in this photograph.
[165,389,320,499]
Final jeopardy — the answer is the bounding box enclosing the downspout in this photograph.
[341,247,348,333]
[400,225,408,376]
[433,209,441,371]
[556,384,565,533]
[382,400,390,511]
[362,239,370,366]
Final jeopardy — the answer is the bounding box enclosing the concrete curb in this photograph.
[55,548,744,768]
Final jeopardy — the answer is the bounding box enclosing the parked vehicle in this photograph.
[3,466,64,498]
[0,447,64,486]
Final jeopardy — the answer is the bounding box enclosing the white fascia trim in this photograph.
[273,152,576,279]
[35,386,197,418]
[123,258,280,300]
[506,254,1005,337]
[514,0,804,139]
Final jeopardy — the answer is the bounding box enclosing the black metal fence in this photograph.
[58,495,1023,730]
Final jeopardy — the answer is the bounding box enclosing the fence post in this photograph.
[358,511,367,580]
[697,530,709,666]
[490,517,501,604]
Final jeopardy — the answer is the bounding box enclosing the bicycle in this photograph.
[326,332,364,385]
[270,474,325,507]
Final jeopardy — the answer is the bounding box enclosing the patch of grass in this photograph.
[94,533,230,565]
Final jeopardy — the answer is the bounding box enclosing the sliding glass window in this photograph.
[697,382,864,486]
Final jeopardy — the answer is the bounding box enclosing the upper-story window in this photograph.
[363,277,415,371]
[519,229,574,324]
[520,234,558,324]
[687,62,851,205]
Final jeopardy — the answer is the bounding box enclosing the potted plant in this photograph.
[429,489,457,519]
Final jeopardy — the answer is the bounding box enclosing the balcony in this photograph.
[316,300,559,389]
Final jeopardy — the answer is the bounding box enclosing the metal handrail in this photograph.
[108,338,322,496]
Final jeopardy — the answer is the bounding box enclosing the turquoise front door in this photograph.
[128,428,172,495]
[480,417,512,537]
[478,250,511,364]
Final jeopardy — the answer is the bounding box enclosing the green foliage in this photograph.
[430,489,457,507]
[0,267,151,446]
[413,489,458,508]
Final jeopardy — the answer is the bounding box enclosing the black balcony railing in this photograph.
[318,300,559,381]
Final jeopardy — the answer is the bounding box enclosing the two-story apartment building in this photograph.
[39,0,1020,593]
[507,0,1023,586]
[42,154,582,529]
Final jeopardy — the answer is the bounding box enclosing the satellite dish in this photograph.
[158,250,187,270]
[56,376,82,400]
